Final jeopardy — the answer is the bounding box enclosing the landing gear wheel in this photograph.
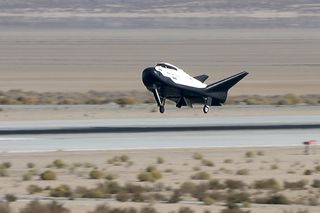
[159,105,165,113]
[203,105,209,114]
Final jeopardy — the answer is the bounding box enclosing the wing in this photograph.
[194,75,209,83]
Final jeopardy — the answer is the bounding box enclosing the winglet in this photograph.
[205,71,248,92]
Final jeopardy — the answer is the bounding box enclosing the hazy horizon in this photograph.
[0,0,319,29]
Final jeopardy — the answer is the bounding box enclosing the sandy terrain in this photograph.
[0,105,319,121]
[0,29,320,95]
[1,147,320,212]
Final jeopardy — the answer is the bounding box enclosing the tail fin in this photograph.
[194,74,209,83]
[205,71,248,93]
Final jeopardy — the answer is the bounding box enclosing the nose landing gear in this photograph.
[152,85,166,114]
[159,105,165,113]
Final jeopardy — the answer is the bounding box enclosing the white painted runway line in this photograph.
[0,137,35,141]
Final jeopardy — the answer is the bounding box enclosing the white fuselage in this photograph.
[155,64,207,89]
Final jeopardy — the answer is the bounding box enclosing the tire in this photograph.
[159,106,165,113]
[203,105,209,114]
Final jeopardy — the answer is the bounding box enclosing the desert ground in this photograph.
[1,147,320,212]
[0,26,319,213]
[0,29,319,95]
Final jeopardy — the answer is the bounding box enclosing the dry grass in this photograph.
[0,90,319,106]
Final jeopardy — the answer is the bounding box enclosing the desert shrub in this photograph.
[26,162,35,168]
[22,172,33,181]
[120,155,129,162]
[88,205,110,213]
[178,207,195,213]
[304,169,312,175]
[50,185,72,197]
[193,166,201,171]
[89,169,104,179]
[40,170,57,180]
[1,162,12,169]
[242,202,251,208]
[137,166,162,182]
[253,178,280,190]
[150,170,162,180]
[73,186,102,198]
[245,151,255,158]
[20,200,70,213]
[203,196,215,205]
[191,183,209,201]
[89,205,138,213]
[180,182,197,194]
[126,161,134,167]
[132,193,146,202]
[256,194,290,205]
[53,159,66,168]
[236,169,249,175]
[225,180,245,190]
[315,165,320,172]
[206,191,226,202]
[115,97,136,106]
[0,167,8,177]
[140,206,158,213]
[284,180,308,190]
[156,157,164,164]
[282,94,302,105]
[193,152,203,160]
[257,151,265,156]
[201,159,214,167]
[224,159,233,164]
[5,194,17,202]
[208,179,225,189]
[116,192,130,202]
[271,164,279,170]
[101,181,121,194]
[138,172,155,182]
[146,166,156,172]
[77,187,104,198]
[105,173,118,181]
[191,171,210,180]
[168,189,182,203]
[227,192,251,204]
[27,185,43,194]
[124,183,145,194]
[311,179,320,188]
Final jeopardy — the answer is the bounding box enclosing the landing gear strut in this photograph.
[152,85,166,113]
[203,97,211,114]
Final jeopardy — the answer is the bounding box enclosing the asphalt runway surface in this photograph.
[0,115,319,152]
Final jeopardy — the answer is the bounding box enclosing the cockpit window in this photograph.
[156,63,177,71]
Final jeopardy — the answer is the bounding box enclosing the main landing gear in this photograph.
[202,97,211,114]
[152,85,166,113]
[203,105,209,114]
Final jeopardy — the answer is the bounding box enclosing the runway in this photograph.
[0,115,319,135]
[0,115,319,152]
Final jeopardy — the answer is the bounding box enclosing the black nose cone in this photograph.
[142,67,158,87]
